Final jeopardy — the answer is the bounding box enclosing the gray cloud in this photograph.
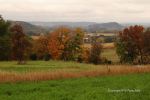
[0,0,149,22]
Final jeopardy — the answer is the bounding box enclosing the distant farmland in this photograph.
[84,43,115,49]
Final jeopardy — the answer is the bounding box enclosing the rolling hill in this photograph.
[87,22,123,33]
[10,21,124,35]
[30,21,123,33]
[10,21,49,35]
[30,22,96,28]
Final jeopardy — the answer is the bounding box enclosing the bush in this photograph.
[101,57,112,64]
[104,36,115,43]
[89,42,102,65]
[44,54,51,61]
[0,37,11,61]
[77,55,83,63]
[30,53,37,61]
[77,47,90,63]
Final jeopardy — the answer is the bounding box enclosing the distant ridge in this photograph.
[9,21,124,35]
[10,21,48,35]
[30,21,123,33]
[30,22,96,28]
[87,22,123,33]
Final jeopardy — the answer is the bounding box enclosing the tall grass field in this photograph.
[0,73,150,100]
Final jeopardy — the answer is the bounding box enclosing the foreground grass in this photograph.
[0,73,150,100]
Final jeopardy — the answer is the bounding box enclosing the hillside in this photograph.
[30,22,124,33]
[10,21,48,35]
[10,21,124,35]
[87,22,123,33]
[30,22,96,28]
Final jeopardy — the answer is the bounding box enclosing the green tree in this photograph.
[61,28,84,61]
[0,15,11,60]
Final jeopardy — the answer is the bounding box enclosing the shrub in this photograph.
[101,57,112,64]
[30,53,37,61]
[104,36,115,43]
[77,47,90,63]
[89,42,102,64]
[44,54,51,61]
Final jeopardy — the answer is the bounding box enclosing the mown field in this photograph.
[0,73,150,100]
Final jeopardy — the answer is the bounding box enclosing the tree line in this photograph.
[0,16,150,64]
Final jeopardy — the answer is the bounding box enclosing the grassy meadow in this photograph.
[0,46,149,100]
[0,73,150,100]
[0,61,150,83]
[102,48,119,63]
[0,47,119,73]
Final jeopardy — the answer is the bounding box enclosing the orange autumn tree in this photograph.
[32,35,49,60]
[48,27,70,60]
[62,28,85,61]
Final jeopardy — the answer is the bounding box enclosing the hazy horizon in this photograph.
[0,0,150,23]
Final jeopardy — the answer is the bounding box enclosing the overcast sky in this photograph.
[0,0,149,23]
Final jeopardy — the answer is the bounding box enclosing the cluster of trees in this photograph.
[0,16,82,63]
[0,15,104,65]
[32,27,85,61]
[116,25,150,64]
[0,16,150,65]
[0,16,31,64]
